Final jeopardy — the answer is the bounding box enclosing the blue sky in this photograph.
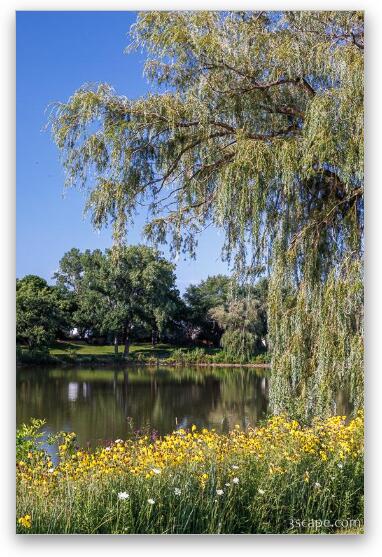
[16,11,229,293]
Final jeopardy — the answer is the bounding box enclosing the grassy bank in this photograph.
[17,341,270,368]
[16,412,363,534]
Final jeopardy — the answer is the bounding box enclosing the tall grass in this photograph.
[16,414,363,534]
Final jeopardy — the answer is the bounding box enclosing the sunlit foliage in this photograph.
[50,11,364,417]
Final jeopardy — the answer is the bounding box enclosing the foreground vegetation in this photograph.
[17,341,270,367]
[17,412,363,534]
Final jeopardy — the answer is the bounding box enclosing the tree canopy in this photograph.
[50,11,364,417]
[16,275,70,349]
[54,245,180,355]
[184,274,232,345]
[209,277,268,360]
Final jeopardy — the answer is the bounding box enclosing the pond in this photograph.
[16,366,351,446]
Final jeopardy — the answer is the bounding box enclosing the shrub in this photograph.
[18,347,53,365]
[16,418,46,462]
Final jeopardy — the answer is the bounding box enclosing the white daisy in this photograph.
[118,492,129,500]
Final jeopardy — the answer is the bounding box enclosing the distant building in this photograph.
[68,328,80,339]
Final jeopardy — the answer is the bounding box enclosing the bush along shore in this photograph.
[16,412,364,534]
[17,344,271,368]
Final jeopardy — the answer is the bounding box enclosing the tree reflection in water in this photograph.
[17,366,351,446]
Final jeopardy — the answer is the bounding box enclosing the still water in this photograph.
[16,366,351,446]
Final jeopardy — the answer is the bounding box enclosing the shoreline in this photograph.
[17,357,271,370]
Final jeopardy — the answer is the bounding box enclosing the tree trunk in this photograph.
[114,335,119,356]
[123,335,130,358]
[122,323,130,359]
[151,328,158,347]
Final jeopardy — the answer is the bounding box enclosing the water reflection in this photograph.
[16,366,351,446]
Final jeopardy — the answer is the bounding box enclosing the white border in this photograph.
[2,1,381,554]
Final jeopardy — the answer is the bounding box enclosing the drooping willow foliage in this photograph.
[50,11,364,418]
[210,298,265,362]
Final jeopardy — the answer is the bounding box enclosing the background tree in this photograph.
[54,248,84,295]
[184,275,232,345]
[50,11,364,417]
[209,278,268,361]
[16,275,70,349]
[54,249,105,339]
[55,245,180,355]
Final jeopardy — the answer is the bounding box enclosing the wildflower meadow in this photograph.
[16,413,364,534]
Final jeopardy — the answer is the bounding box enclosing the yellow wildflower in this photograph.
[18,514,32,529]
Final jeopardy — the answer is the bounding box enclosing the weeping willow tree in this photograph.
[50,11,364,418]
[209,297,266,362]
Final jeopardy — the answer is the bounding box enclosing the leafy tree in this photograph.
[184,275,232,345]
[140,256,183,345]
[55,246,180,355]
[54,247,84,295]
[209,299,263,362]
[54,248,106,339]
[16,275,69,349]
[209,278,268,360]
[50,11,363,417]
